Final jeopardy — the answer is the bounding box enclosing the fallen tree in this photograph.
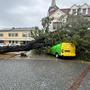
[0,37,45,53]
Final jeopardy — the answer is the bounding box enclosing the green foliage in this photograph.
[60,15,90,60]
[43,15,90,60]
[31,15,90,60]
[31,27,45,39]
[41,16,53,33]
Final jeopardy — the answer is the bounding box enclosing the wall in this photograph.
[0,31,34,45]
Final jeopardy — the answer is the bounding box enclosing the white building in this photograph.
[48,0,90,32]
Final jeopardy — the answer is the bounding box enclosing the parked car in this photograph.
[0,43,7,47]
[47,42,76,57]
[8,44,21,47]
[8,44,17,47]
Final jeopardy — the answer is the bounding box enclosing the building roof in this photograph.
[48,8,70,16]
[48,9,57,16]
[48,5,59,16]
[0,27,35,32]
[60,8,70,14]
[48,3,90,16]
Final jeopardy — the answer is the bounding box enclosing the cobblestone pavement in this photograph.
[0,58,89,90]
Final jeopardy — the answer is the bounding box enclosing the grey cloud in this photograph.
[0,0,90,28]
[0,0,46,28]
[57,0,90,8]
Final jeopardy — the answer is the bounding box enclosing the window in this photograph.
[77,8,81,15]
[15,33,18,37]
[83,9,86,15]
[22,33,28,37]
[73,9,77,15]
[28,33,31,37]
[0,33,3,37]
[8,33,18,37]
[53,22,61,30]
[12,33,14,37]
[9,33,11,37]
[22,34,27,37]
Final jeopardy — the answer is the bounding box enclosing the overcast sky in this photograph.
[0,0,90,29]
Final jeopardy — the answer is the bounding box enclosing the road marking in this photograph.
[69,65,90,90]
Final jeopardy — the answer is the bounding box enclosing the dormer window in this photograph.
[77,8,81,14]
[83,9,86,15]
[73,9,77,15]
[53,22,61,30]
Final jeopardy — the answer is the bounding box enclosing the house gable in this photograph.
[81,3,90,9]
[71,4,78,9]
[50,9,66,19]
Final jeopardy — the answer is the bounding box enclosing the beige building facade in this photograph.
[0,27,35,45]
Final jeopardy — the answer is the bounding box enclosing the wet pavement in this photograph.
[0,52,89,90]
[0,59,89,90]
[0,53,17,59]
[79,70,90,90]
[10,51,58,60]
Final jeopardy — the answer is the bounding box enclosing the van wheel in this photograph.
[55,53,59,58]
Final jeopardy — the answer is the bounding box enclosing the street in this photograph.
[0,53,89,90]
